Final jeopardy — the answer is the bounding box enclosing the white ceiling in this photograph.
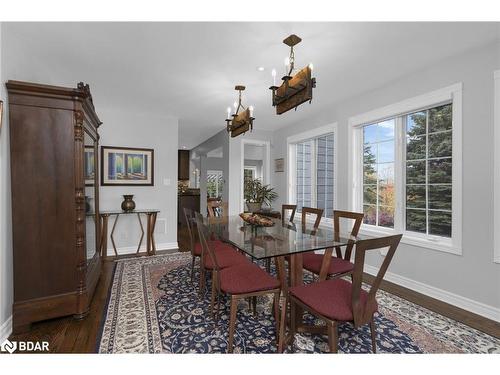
[4,22,499,148]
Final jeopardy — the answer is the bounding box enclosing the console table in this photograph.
[99,209,160,257]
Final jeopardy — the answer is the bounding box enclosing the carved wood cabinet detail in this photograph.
[7,80,103,333]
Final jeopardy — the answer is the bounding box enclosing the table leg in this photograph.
[100,214,109,258]
[289,253,304,331]
[150,213,157,255]
[136,213,145,254]
[110,214,120,257]
[146,213,152,256]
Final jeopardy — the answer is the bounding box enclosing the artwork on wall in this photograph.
[274,158,285,172]
[101,146,154,186]
[84,146,96,186]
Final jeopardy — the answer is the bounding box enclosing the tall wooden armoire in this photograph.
[7,81,103,333]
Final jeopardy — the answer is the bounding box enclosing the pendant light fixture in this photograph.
[269,34,316,115]
[225,85,254,138]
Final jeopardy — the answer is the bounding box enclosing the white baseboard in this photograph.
[364,264,500,323]
[0,315,12,343]
[107,242,179,256]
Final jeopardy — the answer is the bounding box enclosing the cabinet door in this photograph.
[84,129,100,264]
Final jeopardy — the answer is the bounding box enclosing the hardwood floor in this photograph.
[6,233,499,352]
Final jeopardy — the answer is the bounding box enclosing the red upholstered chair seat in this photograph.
[219,262,281,295]
[194,240,233,256]
[302,253,354,276]
[203,246,249,269]
[289,279,377,322]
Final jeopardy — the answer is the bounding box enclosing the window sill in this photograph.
[359,225,462,256]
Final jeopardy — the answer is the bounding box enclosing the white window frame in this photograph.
[348,83,463,255]
[287,123,338,226]
[494,70,500,263]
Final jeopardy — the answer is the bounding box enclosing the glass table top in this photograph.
[100,209,160,215]
[203,216,370,260]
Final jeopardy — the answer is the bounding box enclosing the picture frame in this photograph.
[84,145,96,186]
[101,146,154,186]
[274,158,285,173]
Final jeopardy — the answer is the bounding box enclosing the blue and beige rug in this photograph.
[97,252,500,353]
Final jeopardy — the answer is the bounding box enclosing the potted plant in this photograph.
[244,178,278,212]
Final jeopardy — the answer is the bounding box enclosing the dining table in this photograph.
[204,215,372,339]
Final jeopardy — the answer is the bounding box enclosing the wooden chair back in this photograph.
[301,207,323,230]
[281,204,297,223]
[333,210,364,261]
[208,200,228,218]
[194,211,221,271]
[183,208,197,256]
[350,234,402,327]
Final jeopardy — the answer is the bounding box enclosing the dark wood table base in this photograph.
[99,211,158,257]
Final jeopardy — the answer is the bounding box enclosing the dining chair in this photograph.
[302,210,364,281]
[183,208,237,283]
[278,234,402,353]
[281,204,297,223]
[300,207,323,230]
[194,212,249,309]
[196,215,282,353]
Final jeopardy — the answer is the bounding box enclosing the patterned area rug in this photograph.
[97,252,500,353]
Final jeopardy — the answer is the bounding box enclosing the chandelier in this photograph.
[269,34,316,115]
[225,85,254,138]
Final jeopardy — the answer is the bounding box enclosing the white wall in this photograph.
[98,108,178,254]
[0,24,179,339]
[271,42,500,319]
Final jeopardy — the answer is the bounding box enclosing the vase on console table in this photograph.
[121,195,136,212]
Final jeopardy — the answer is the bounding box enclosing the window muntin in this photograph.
[362,120,395,228]
[295,133,335,219]
[405,104,452,237]
[360,103,453,239]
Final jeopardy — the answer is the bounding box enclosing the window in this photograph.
[288,124,337,220]
[363,119,396,228]
[405,105,452,237]
[350,84,462,254]
[206,170,223,199]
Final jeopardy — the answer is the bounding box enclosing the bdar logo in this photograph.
[1,339,17,353]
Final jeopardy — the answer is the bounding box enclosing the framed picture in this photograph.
[274,158,285,173]
[84,146,96,186]
[101,146,154,186]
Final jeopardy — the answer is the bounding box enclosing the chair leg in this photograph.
[273,292,280,348]
[210,270,218,317]
[190,256,195,282]
[327,321,338,353]
[199,267,206,297]
[277,295,288,353]
[370,319,377,353]
[289,298,297,351]
[228,296,238,353]
[252,296,257,316]
[215,279,222,323]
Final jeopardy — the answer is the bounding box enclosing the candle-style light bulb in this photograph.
[249,106,254,117]
[233,101,238,110]
[284,57,290,75]
[271,68,276,86]
[309,63,314,72]
[226,107,231,120]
